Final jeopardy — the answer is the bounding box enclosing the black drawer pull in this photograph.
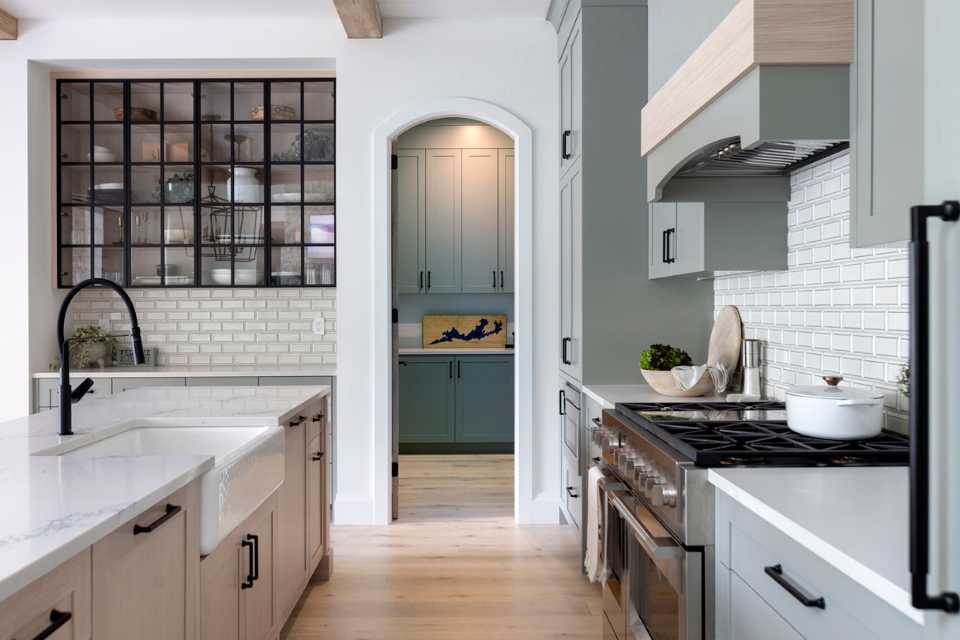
[248,533,260,582]
[764,564,825,609]
[311,413,324,421]
[31,608,72,640]
[241,537,255,589]
[133,504,181,535]
[559,389,566,416]
[288,415,306,427]
[561,130,572,160]
[312,452,324,461]
[561,337,572,365]
[566,486,580,499]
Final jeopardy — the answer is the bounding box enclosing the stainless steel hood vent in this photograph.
[674,137,849,178]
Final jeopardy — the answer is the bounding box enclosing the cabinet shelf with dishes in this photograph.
[55,78,336,288]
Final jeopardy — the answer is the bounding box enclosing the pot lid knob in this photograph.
[822,375,843,387]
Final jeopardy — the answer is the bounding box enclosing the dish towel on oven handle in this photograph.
[584,465,607,583]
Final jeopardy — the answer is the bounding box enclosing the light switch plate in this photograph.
[312,317,325,336]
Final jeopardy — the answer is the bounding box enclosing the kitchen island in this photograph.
[0,384,331,639]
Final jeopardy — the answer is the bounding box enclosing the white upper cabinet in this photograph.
[850,0,923,247]
[395,150,426,294]
[424,149,463,294]
[559,20,582,175]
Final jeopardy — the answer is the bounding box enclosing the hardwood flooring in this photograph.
[282,454,602,639]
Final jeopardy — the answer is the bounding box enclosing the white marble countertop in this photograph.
[0,385,329,603]
[708,467,921,625]
[32,364,337,379]
[582,383,724,408]
[398,348,514,355]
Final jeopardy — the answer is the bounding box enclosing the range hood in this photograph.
[642,0,854,203]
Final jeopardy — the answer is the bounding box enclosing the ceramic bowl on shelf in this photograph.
[89,145,116,163]
[209,268,258,286]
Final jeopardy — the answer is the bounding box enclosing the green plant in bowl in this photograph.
[639,343,693,371]
[51,326,117,369]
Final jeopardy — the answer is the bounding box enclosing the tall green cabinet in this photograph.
[398,354,514,453]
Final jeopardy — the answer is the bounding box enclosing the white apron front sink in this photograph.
[37,425,284,555]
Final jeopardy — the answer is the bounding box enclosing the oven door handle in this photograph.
[607,490,680,562]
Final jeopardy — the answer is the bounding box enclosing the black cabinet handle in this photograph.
[419,271,423,290]
[427,271,431,289]
[665,228,676,264]
[492,270,497,289]
[500,270,504,289]
[399,360,407,367]
[31,608,73,640]
[248,533,260,582]
[559,389,566,416]
[561,337,572,365]
[312,452,324,461]
[288,415,306,427]
[662,229,668,264]
[241,538,255,589]
[561,130,572,160]
[764,564,825,609]
[457,361,461,379]
[311,413,325,421]
[449,360,453,379]
[566,486,580,499]
[133,503,181,535]
[909,200,960,613]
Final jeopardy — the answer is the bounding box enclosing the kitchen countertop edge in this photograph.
[708,468,923,626]
[32,365,338,379]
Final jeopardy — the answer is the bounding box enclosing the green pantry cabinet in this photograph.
[398,354,513,453]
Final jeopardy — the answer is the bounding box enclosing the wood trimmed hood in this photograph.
[642,0,854,203]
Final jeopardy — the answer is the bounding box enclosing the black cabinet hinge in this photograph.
[392,308,399,324]
[391,154,398,170]
[392,461,399,478]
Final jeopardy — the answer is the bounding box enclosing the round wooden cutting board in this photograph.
[708,306,743,374]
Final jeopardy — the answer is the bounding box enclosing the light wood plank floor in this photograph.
[282,454,601,639]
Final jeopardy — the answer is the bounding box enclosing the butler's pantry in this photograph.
[392,118,516,520]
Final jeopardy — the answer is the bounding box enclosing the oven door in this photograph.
[605,487,703,640]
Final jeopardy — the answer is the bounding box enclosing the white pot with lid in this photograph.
[785,376,884,440]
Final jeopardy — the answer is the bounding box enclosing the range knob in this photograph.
[651,483,679,507]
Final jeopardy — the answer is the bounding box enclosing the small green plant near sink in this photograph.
[898,363,910,398]
[50,326,117,369]
[639,343,693,371]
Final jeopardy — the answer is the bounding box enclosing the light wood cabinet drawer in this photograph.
[717,493,921,640]
[92,482,199,640]
[0,550,91,640]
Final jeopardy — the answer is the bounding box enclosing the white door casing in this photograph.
[371,97,535,525]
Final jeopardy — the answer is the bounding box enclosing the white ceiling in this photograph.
[5,0,552,20]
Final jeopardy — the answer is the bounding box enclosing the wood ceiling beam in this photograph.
[333,0,383,39]
[0,8,18,40]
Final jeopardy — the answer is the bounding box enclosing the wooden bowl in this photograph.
[113,106,158,122]
[640,369,714,397]
[250,104,297,121]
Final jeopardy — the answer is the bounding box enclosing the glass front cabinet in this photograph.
[56,78,336,288]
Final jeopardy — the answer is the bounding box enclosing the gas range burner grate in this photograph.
[614,402,909,467]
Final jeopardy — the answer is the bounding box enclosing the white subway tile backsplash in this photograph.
[67,287,337,366]
[714,151,908,432]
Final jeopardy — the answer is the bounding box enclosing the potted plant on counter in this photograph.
[51,326,117,370]
[639,343,712,397]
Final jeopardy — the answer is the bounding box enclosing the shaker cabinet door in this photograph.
[460,150,501,293]
[648,202,676,279]
[498,149,515,293]
[424,149,462,294]
[454,357,514,443]
[398,357,456,443]
[396,150,426,294]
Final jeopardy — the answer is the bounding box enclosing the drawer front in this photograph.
[729,570,804,640]
[602,577,625,640]
[562,449,581,529]
[36,377,113,409]
[112,376,185,394]
[0,550,91,640]
[717,493,922,640]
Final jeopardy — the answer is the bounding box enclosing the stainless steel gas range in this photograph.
[590,401,909,640]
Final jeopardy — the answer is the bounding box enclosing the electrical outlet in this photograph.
[312,317,325,336]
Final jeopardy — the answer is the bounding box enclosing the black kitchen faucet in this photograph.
[56,278,145,436]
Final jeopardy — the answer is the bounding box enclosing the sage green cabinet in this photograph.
[398,356,456,443]
[395,147,513,294]
[850,0,923,247]
[398,354,513,451]
[455,356,514,443]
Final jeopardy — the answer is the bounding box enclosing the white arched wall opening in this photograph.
[371,97,535,525]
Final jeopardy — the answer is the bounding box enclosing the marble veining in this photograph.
[0,384,329,602]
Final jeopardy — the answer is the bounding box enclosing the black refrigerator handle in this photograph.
[909,200,960,614]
